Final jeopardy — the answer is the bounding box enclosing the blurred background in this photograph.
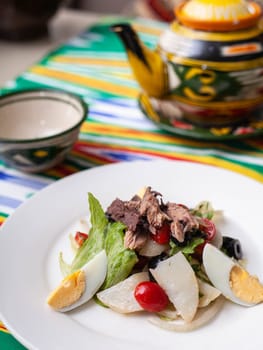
[70,0,179,21]
[0,0,176,86]
[0,0,179,42]
[1,0,263,42]
[70,0,133,13]
[1,0,263,85]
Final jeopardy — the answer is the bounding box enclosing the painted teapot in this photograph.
[112,0,263,127]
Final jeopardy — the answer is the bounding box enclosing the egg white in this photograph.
[202,243,254,306]
[54,249,107,312]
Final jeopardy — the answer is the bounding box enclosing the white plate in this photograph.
[0,160,263,350]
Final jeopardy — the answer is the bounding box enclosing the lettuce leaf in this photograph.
[191,201,214,219]
[60,192,138,289]
[169,237,204,257]
[68,192,108,273]
[59,252,71,277]
[101,221,138,290]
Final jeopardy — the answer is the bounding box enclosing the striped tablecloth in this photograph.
[1,16,263,349]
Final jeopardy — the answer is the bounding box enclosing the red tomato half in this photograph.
[75,231,88,247]
[134,281,169,312]
[151,222,170,245]
[199,218,216,241]
[194,218,216,259]
[194,242,206,260]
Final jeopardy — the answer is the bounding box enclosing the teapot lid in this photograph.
[176,0,262,31]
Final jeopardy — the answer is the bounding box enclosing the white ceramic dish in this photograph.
[0,160,262,350]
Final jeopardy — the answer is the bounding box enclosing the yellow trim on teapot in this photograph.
[176,0,262,31]
[170,19,263,42]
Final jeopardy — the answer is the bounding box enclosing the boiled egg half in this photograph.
[47,250,107,312]
[203,243,263,306]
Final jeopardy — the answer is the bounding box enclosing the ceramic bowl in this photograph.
[0,89,87,173]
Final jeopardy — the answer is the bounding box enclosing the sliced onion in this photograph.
[148,296,225,332]
[157,305,179,320]
[198,278,221,308]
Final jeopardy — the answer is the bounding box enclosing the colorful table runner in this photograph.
[1,16,263,349]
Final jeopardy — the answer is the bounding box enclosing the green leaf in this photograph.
[59,252,71,277]
[101,221,138,290]
[102,249,138,290]
[169,237,204,256]
[191,201,214,219]
[104,221,127,258]
[191,263,210,283]
[69,192,108,273]
[60,192,138,288]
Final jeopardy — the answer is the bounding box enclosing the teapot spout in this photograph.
[111,23,167,98]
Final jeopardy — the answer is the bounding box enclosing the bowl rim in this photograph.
[0,88,88,144]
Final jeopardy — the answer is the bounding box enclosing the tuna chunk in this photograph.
[106,187,168,250]
[106,187,199,249]
[106,195,148,249]
[166,203,199,242]
[106,197,141,232]
[139,187,169,234]
[124,228,148,250]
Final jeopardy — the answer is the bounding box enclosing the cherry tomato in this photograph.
[194,242,206,260]
[194,218,216,259]
[75,231,88,247]
[199,218,216,241]
[151,222,170,245]
[134,281,169,312]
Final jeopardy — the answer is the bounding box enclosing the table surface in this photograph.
[0,8,100,87]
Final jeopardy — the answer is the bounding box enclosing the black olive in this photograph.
[132,255,149,273]
[170,233,191,246]
[147,252,168,281]
[105,212,114,222]
[222,236,243,260]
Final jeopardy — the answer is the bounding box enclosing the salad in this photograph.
[47,187,263,331]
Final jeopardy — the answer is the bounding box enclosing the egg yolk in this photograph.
[47,270,86,310]
[230,265,263,304]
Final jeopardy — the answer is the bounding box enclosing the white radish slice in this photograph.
[150,252,199,323]
[198,278,221,308]
[149,296,224,332]
[96,272,149,313]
